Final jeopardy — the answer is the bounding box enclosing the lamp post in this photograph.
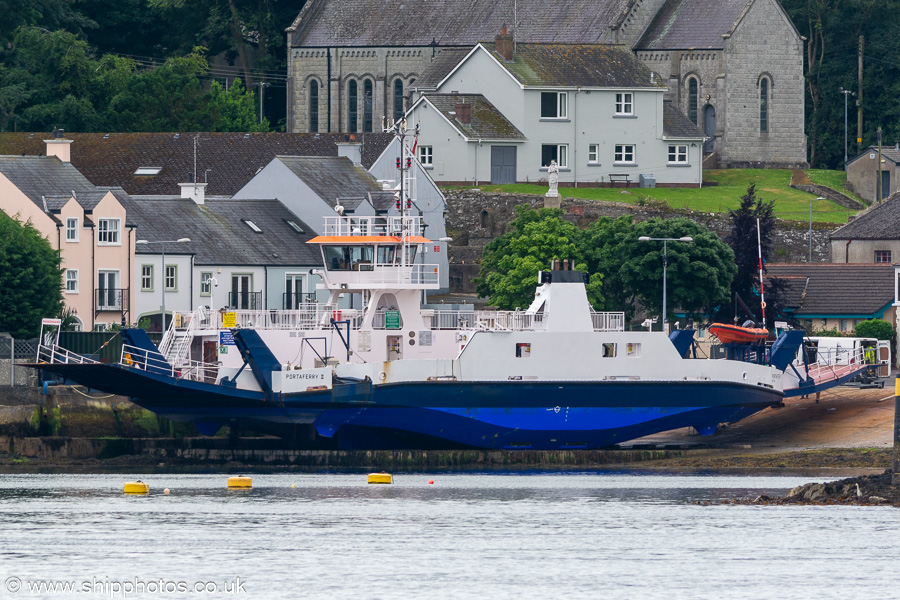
[135,238,191,331]
[638,236,694,334]
[839,87,856,165]
[809,197,826,262]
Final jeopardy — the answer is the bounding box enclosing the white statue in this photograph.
[546,160,559,197]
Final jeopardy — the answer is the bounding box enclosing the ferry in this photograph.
[29,127,880,450]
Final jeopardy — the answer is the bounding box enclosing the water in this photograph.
[0,473,898,599]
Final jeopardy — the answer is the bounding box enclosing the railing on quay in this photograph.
[120,343,219,383]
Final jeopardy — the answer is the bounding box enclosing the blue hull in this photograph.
[313,380,782,450]
[33,363,782,449]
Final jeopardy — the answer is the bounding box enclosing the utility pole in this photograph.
[877,127,883,202]
[255,82,269,124]
[839,87,855,165]
[857,36,864,154]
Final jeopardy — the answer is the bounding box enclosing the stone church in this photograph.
[286,0,808,168]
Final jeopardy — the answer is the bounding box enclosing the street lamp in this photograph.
[839,87,856,165]
[810,197,826,262]
[135,238,191,331]
[638,236,694,334]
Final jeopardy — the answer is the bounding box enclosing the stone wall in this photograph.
[444,189,834,292]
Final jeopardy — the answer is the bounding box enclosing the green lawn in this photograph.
[447,169,857,224]
[806,169,867,206]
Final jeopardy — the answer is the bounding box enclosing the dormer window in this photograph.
[243,219,262,233]
[134,167,162,176]
[541,92,567,119]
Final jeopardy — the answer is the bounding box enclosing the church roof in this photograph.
[0,132,393,197]
[662,101,704,138]
[422,94,526,141]
[635,0,751,50]
[830,193,900,240]
[289,0,625,47]
[481,43,665,89]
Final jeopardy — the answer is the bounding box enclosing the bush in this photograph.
[854,319,894,341]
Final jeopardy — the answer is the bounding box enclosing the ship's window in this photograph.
[602,343,617,358]
[626,343,641,358]
[516,343,532,358]
[323,245,373,270]
[404,245,417,264]
[377,245,396,265]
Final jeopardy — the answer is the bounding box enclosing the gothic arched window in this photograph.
[309,80,319,133]
[687,77,699,125]
[393,79,404,123]
[760,78,769,134]
[348,80,358,133]
[363,79,374,132]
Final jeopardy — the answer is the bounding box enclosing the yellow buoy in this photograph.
[124,481,149,494]
[227,476,252,489]
[368,472,393,484]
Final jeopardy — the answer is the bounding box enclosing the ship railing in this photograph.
[120,343,220,383]
[36,343,99,365]
[804,346,869,382]
[592,311,626,332]
[217,304,344,330]
[322,215,425,238]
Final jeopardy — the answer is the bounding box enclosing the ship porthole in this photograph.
[379,371,386,381]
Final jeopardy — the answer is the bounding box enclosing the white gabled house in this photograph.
[408,36,705,187]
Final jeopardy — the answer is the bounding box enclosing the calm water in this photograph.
[0,473,898,599]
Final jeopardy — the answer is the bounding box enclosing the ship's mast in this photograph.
[383,116,418,268]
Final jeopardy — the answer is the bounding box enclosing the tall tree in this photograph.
[206,78,268,131]
[0,212,63,338]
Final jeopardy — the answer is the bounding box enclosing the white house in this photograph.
[408,39,705,187]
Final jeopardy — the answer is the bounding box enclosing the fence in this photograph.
[0,337,40,386]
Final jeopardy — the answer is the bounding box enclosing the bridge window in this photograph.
[323,245,374,271]
[377,245,396,265]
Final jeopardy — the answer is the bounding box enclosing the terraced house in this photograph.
[286,0,807,168]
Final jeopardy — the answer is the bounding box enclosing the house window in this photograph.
[309,80,319,133]
[668,145,688,164]
[687,77,699,125]
[541,144,568,169]
[348,80,358,133]
[419,146,433,167]
[614,144,635,164]
[165,265,176,291]
[65,269,78,293]
[615,92,633,115]
[97,219,120,244]
[840,319,847,332]
[141,265,153,291]
[875,250,892,263]
[588,144,599,164]
[760,78,769,134]
[200,271,213,296]
[65,217,78,242]
[540,92,567,119]
[363,79,374,133]
[393,79,404,123]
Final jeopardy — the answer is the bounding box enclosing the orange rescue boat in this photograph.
[709,323,769,344]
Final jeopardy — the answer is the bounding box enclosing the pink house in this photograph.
[0,135,136,331]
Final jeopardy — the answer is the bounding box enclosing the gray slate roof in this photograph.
[369,191,397,212]
[663,101,705,138]
[482,43,664,88]
[415,49,474,89]
[0,155,96,210]
[290,0,625,47]
[122,196,320,266]
[423,94,526,141]
[830,193,900,240]
[0,133,393,197]
[766,263,896,316]
[635,0,751,50]
[276,156,383,208]
[847,145,900,166]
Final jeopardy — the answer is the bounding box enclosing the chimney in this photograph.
[337,141,363,165]
[179,182,207,205]
[495,25,514,61]
[44,129,72,162]
[455,102,472,125]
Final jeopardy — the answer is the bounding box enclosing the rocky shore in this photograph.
[720,470,900,507]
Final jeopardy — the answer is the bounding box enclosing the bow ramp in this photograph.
[230,329,282,399]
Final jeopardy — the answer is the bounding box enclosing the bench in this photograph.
[609,173,631,187]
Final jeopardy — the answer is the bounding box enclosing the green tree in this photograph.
[581,215,636,314]
[475,207,602,310]
[617,217,736,323]
[206,78,268,131]
[0,212,63,338]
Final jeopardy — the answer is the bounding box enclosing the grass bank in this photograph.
[449,169,859,224]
